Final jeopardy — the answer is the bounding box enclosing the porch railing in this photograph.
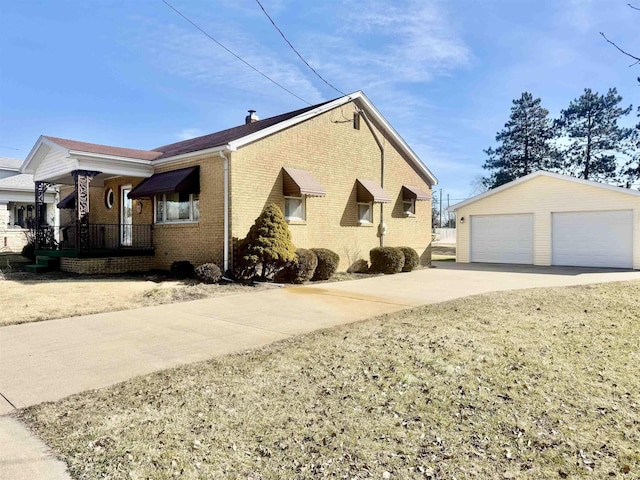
[37,224,153,251]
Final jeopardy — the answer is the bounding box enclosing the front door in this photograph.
[121,185,132,246]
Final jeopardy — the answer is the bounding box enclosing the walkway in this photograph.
[1,262,638,478]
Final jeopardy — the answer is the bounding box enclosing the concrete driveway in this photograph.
[1,262,638,478]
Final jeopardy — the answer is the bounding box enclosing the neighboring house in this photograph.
[449,171,640,269]
[0,157,57,252]
[22,91,436,274]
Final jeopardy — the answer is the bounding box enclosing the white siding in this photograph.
[34,149,77,182]
[455,175,640,269]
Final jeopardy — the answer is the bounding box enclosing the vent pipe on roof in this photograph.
[245,110,259,124]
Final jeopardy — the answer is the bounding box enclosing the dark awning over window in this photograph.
[356,179,391,203]
[128,166,200,199]
[402,185,430,201]
[57,191,76,209]
[282,167,326,197]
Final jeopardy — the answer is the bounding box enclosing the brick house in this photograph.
[22,91,437,274]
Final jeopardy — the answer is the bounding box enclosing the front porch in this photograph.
[22,136,160,273]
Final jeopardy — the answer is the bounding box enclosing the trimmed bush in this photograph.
[240,204,296,281]
[398,246,420,272]
[347,258,369,273]
[170,260,194,279]
[275,248,318,284]
[369,247,405,274]
[195,263,222,284]
[311,248,340,281]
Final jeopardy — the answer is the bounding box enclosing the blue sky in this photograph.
[1,0,637,202]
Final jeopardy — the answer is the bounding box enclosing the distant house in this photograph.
[449,171,640,269]
[0,157,57,252]
[22,91,436,273]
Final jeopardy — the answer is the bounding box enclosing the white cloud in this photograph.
[176,128,206,140]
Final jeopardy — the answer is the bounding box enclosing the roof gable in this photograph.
[449,171,640,211]
[44,136,162,161]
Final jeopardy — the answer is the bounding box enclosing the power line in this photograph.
[254,0,345,96]
[161,0,311,105]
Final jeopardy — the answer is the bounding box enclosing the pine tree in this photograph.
[482,92,557,189]
[556,87,633,183]
[241,204,296,280]
[621,79,640,188]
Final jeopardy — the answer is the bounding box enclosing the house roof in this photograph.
[24,91,437,186]
[43,136,163,161]
[0,157,23,171]
[449,170,640,212]
[0,173,44,191]
[153,101,334,159]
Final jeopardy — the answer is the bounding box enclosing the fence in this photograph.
[432,228,456,244]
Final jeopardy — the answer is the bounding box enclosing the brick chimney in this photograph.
[245,110,259,124]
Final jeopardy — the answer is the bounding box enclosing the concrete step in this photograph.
[25,264,51,274]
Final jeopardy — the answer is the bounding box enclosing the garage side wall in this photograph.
[455,175,640,269]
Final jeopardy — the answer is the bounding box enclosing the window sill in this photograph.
[155,221,199,227]
[404,213,416,218]
[358,221,374,226]
[286,219,307,225]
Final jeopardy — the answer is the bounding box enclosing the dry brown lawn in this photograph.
[0,269,270,326]
[21,281,640,479]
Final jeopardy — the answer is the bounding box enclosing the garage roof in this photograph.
[449,171,640,211]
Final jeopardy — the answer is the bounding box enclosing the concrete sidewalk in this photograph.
[1,263,638,478]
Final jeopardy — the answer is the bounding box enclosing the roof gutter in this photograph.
[357,107,387,247]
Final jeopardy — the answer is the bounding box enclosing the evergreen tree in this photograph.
[482,92,557,189]
[621,79,640,188]
[241,204,296,280]
[556,87,633,183]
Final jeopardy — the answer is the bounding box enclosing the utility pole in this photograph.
[447,194,450,227]
[439,189,443,228]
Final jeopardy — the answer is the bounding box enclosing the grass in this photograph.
[0,266,373,326]
[21,281,640,479]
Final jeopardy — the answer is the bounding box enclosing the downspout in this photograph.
[219,150,230,272]
[357,108,386,247]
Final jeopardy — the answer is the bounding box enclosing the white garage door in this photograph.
[552,210,633,268]
[471,214,533,264]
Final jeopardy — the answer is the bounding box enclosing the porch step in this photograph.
[26,256,60,274]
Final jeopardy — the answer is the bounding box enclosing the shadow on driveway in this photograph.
[431,261,635,276]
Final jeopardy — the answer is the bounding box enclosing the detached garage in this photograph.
[449,171,640,269]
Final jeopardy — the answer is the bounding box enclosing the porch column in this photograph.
[72,170,100,251]
[34,181,53,249]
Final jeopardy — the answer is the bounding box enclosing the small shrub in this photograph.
[311,248,340,281]
[369,247,405,274]
[170,260,194,279]
[21,241,36,262]
[275,248,318,284]
[194,263,222,284]
[398,246,419,272]
[347,258,369,273]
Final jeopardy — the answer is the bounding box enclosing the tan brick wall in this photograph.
[60,256,154,274]
[151,157,225,270]
[230,102,433,270]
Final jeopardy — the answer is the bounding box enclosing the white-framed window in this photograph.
[154,192,200,224]
[358,202,372,224]
[403,198,415,216]
[285,196,305,221]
